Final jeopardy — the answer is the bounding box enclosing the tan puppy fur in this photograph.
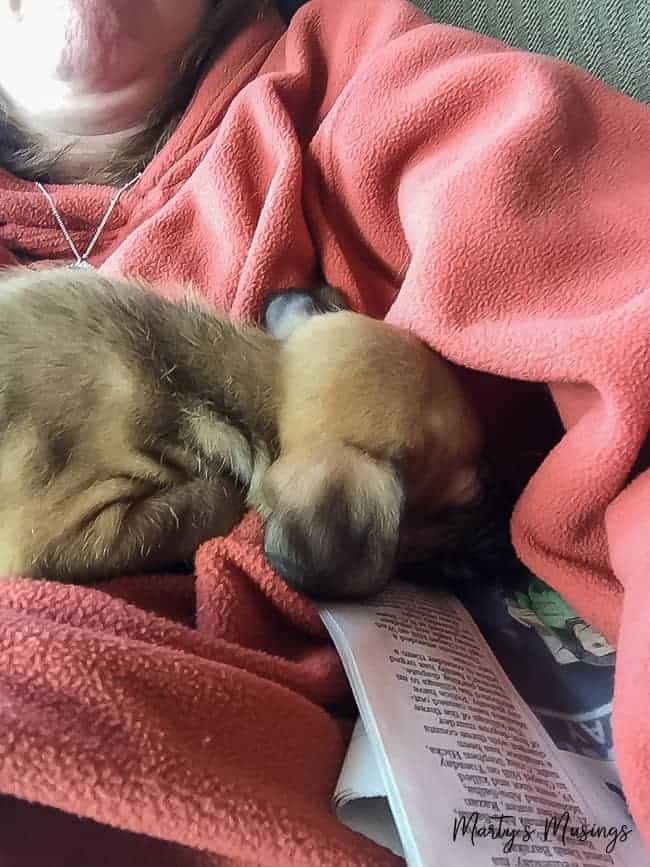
[0,267,483,597]
[260,312,483,597]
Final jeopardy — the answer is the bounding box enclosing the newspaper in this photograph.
[320,581,649,867]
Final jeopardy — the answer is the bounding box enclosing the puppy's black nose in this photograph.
[263,548,333,599]
[264,551,304,586]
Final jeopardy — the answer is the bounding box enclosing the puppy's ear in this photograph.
[260,442,404,599]
[262,285,348,339]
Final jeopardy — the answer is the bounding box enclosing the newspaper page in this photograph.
[321,581,648,867]
[460,576,636,862]
[334,717,405,858]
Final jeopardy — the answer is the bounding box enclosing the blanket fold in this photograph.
[0,0,649,861]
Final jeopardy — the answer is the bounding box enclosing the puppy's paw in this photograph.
[260,442,404,599]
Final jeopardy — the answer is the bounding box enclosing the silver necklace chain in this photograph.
[35,173,142,269]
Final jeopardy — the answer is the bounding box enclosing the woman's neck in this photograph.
[0,83,185,186]
[0,0,266,185]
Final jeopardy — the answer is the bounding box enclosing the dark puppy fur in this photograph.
[0,269,276,580]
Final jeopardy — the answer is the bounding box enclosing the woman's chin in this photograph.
[0,0,207,128]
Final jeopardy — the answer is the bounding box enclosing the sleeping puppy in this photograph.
[0,267,485,598]
[261,291,486,597]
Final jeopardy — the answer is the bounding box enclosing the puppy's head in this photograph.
[261,442,404,598]
[260,303,489,600]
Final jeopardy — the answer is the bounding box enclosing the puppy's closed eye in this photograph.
[261,442,405,599]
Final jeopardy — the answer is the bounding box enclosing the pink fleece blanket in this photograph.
[1,0,649,862]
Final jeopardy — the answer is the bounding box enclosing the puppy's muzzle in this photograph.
[261,444,405,599]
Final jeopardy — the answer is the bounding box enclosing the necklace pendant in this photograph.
[68,259,96,271]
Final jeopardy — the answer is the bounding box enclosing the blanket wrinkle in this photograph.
[1,0,650,861]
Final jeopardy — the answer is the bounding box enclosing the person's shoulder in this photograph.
[286,0,431,54]
[293,0,428,23]
[281,0,501,82]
